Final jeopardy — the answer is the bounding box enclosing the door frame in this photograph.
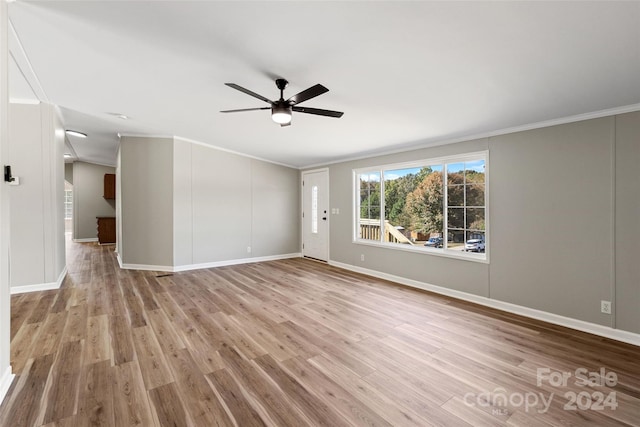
[301,168,329,262]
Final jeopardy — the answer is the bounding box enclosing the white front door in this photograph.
[302,169,329,261]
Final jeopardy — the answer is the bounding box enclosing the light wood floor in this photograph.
[0,240,639,427]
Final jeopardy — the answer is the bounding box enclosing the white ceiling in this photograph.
[7,1,640,168]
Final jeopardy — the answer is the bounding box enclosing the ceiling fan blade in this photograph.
[287,84,329,105]
[292,106,344,118]
[220,107,270,113]
[225,83,274,104]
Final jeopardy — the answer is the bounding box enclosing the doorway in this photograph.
[302,169,329,262]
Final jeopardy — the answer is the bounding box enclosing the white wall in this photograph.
[8,102,65,292]
[72,161,116,241]
[120,136,300,270]
[319,112,640,338]
[0,0,13,403]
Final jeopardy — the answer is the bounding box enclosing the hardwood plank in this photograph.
[131,326,175,390]
[78,360,115,426]
[84,314,111,365]
[61,303,88,343]
[146,309,186,354]
[26,292,57,324]
[30,311,69,358]
[10,292,39,340]
[281,355,394,427]
[165,348,234,427]
[0,353,55,427]
[218,344,312,426]
[10,322,43,374]
[148,382,191,427]
[205,368,266,427]
[42,340,83,424]
[112,361,156,427]
[254,353,352,427]
[110,314,136,365]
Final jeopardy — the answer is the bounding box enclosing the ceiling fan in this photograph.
[221,78,344,127]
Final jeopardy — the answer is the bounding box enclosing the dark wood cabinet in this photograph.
[97,217,116,244]
[104,173,116,199]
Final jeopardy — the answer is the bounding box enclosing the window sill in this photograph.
[353,239,489,264]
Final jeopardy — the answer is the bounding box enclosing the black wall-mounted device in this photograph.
[4,165,15,182]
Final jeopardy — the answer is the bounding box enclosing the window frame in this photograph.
[352,151,489,263]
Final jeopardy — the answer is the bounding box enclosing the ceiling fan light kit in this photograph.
[271,103,292,125]
[221,78,343,127]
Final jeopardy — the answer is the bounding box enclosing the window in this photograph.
[64,190,73,220]
[354,152,487,261]
[311,185,318,234]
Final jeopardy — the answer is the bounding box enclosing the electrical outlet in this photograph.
[360,254,365,261]
[247,246,252,253]
[601,300,612,314]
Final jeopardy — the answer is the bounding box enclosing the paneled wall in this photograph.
[8,102,65,291]
[119,136,300,270]
[320,112,640,335]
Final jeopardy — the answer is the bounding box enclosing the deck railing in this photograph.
[358,219,413,245]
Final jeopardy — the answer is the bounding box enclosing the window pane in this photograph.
[359,172,381,240]
[448,230,465,249]
[447,162,464,185]
[383,167,421,245]
[466,184,484,206]
[466,208,485,230]
[447,185,464,207]
[465,160,485,183]
[311,185,318,234]
[401,167,443,245]
[447,207,464,229]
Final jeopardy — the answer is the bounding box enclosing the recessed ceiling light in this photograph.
[108,112,129,120]
[65,130,87,138]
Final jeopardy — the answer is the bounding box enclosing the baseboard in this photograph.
[0,366,14,406]
[119,253,301,273]
[10,266,67,295]
[329,261,640,347]
[73,237,98,243]
[172,253,302,272]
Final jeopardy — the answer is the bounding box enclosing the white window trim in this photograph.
[353,151,489,264]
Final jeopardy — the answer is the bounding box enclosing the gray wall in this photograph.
[120,136,174,267]
[172,138,300,266]
[615,111,640,333]
[72,162,116,241]
[120,136,300,269]
[319,113,640,334]
[64,162,73,184]
[489,118,613,326]
[8,103,65,290]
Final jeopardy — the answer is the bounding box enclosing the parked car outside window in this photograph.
[464,238,485,252]
[424,237,443,248]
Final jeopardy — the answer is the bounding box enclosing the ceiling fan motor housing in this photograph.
[275,78,289,91]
